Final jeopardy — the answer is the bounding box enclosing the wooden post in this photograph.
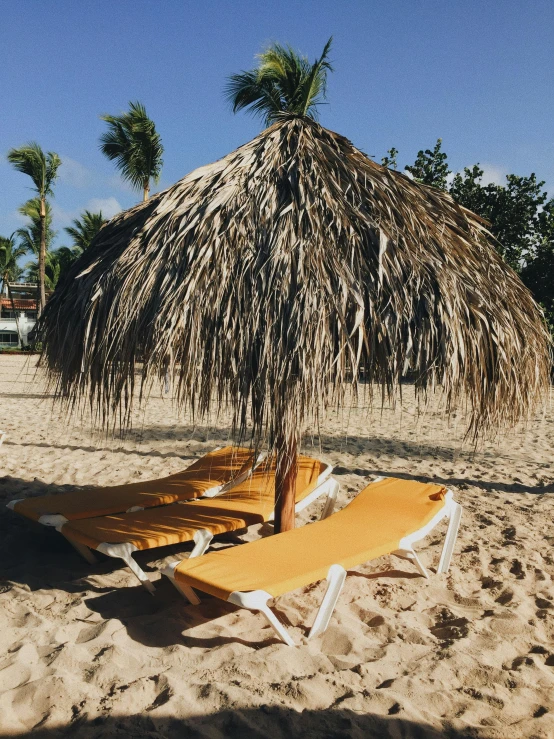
[274,437,297,533]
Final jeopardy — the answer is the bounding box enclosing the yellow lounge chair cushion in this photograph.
[13,446,254,522]
[173,478,446,600]
[61,455,327,550]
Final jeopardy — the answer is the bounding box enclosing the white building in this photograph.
[0,283,38,348]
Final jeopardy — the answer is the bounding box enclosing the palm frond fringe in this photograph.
[40,118,552,451]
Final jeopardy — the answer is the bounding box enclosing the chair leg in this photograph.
[308,564,346,640]
[438,501,462,574]
[175,582,201,605]
[61,532,99,565]
[258,603,297,647]
[392,548,429,579]
[96,542,155,594]
[320,479,340,520]
[228,590,296,646]
[189,529,213,559]
[162,562,201,604]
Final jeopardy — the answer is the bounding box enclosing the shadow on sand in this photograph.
[2,706,481,738]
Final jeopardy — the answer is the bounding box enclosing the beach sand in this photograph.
[0,355,553,738]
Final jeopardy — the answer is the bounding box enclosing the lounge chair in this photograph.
[163,477,462,646]
[59,456,336,593]
[7,446,255,527]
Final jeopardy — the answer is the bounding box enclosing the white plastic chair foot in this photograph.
[438,501,462,574]
[392,548,429,579]
[228,590,296,646]
[308,564,346,640]
[97,542,155,593]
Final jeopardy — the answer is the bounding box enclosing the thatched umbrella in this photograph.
[41,118,551,532]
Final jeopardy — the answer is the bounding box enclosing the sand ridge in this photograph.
[0,355,553,738]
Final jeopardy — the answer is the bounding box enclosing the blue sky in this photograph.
[1,0,553,251]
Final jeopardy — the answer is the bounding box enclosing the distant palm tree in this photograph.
[25,249,64,291]
[0,235,26,289]
[7,143,61,315]
[0,234,27,344]
[100,101,163,202]
[225,38,333,125]
[65,210,106,253]
[16,198,56,257]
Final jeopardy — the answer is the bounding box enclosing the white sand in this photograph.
[0,355,553,738]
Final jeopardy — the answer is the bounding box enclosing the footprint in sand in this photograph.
[495,590,514,605]
[509,560,525,579]
[75,620,109,644]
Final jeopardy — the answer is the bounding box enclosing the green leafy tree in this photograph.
[450,167,547,269]
[406,138,450,190]
[65,210,106,253]
[1,234,28,345]
[100,101,164,202]
[381,147,398,170]
[225,38,333,125]
[25,247,75,291]
[521,199,554,333]
[7,143,61,315]
[0,234,26,289]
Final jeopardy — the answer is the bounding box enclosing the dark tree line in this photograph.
[384,140,554,335]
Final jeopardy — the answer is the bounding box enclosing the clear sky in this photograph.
[1,0,552,249]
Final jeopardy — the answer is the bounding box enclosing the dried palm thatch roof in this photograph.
[41,118,551,455]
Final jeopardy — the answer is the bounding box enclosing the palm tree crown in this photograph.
[0,235,26,288]
[16,199,55,255]
[65,210,106,253]
[7,142,61,200]
[225,38,333,125]
[99,101,164,201]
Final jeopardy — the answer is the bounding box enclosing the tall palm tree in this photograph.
[7,143,61,315]
[99,101,164,202]
[225,38,333,125]
[65,210,106,253]
[0,234,27,344]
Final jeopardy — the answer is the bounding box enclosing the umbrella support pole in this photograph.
[274,440,297,533]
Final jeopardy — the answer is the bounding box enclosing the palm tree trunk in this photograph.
[143,179,150,202]
[38,196,47,316]
[274,437,297,533]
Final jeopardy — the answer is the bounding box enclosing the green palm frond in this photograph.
[7,142,61,197]
[225,38,333,125]
[16,199,55,256]
[100,101,164,194]
[65,210,107,253]
[0,234,27,287]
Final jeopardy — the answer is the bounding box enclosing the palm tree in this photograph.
[225,38,333,125]
[0,234,27,344]
[16,198,56,257]
[0,235,26,290]
[25,249,64,291]
[7,143,61,315]
[99,101,163,202]
[65,210,106,253]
